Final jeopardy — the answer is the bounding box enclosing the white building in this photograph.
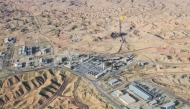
[0,52,4,56]
[95,73,104,79]
[14,62,23,68]
[14,62,19,67]
[39,58,45,65]
[161,101,175,109]
[4,37,15,44]
[4,38,9,43]
[119,94,136,105]
[26,62,31,67]
[56,57,66,64]
[108,79,118,85]
[150,100,158,105]
[40,48,47,54]
[113,90,123,97]
[80,58,84,62]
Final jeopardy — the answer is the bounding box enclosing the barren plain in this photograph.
[1,0,190,62]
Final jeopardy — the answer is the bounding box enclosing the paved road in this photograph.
[91,81,122,109]
[2,59,190,108]
[149,62,190,66]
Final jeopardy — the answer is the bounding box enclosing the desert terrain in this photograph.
[0,69,114,109]
[152,74,190,102]
[1,0,190,62]
[1,0,190,108]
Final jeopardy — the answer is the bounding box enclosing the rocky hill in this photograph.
[0,69,114,109]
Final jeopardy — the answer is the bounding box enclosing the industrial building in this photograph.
[108,79,118,85]
[161,101,175,109]
[20,45,39,56]
[149,100,158,105]
[40,48,47,54]
[95,73,104,78]
[0,52,4,57]
[14,62,19,67]
[26,62,33,67]
[56,57,67,63]
[4,37,15,44]
[103,56,122,61]
[14,62,24,68]
[39,58,45,65]
[31,46,39,54]
[40,48,50,54]
[112,90,123,97]
[119,94,136,105]
[22,45,28,56]
[129,82,153,100]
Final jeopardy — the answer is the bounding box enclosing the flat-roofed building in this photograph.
[22,45,28,56]
[161,101,175,109]
[95,73,104,79]
[150,100,158,105]
[108,79,118,85]
[4,38,9,44]
[112,90,123,97]
[56,57,66,64]
[0,52,4,56]
[40,48,47,54]
[39,58,45,65]
[4,37,15,44]
[129,82,153,100]
[119,94,136,105]
[14,62,19,67]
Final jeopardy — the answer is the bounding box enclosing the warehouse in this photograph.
[56,57,67,64]
[161,101,175,109]
[95,73,104,78]
[129,82,153,100]
[39,58,45,65]
[108,79,118,85]
[119,94,136,105]
[22,45,28,56]
[112,90,123,97]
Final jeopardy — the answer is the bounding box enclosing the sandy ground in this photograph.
[0,0,190,63]
[0,69,64,109]
[152,74,190,102]
[0,69,115,109]
[48,76,115,109]
[1,0,190,107]
[0,0,190,58]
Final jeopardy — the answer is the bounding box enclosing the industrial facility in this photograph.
[4,37,15,44]
[112,90,123,97]
[20,45,39,56]
[119,94,136,106]
[129,82,154,100]
[108,79,119,86]
[161,101,175,109]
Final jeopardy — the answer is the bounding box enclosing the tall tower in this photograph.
[69,56,72,66]
[102,62,105,70]
[80,58,83,62]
